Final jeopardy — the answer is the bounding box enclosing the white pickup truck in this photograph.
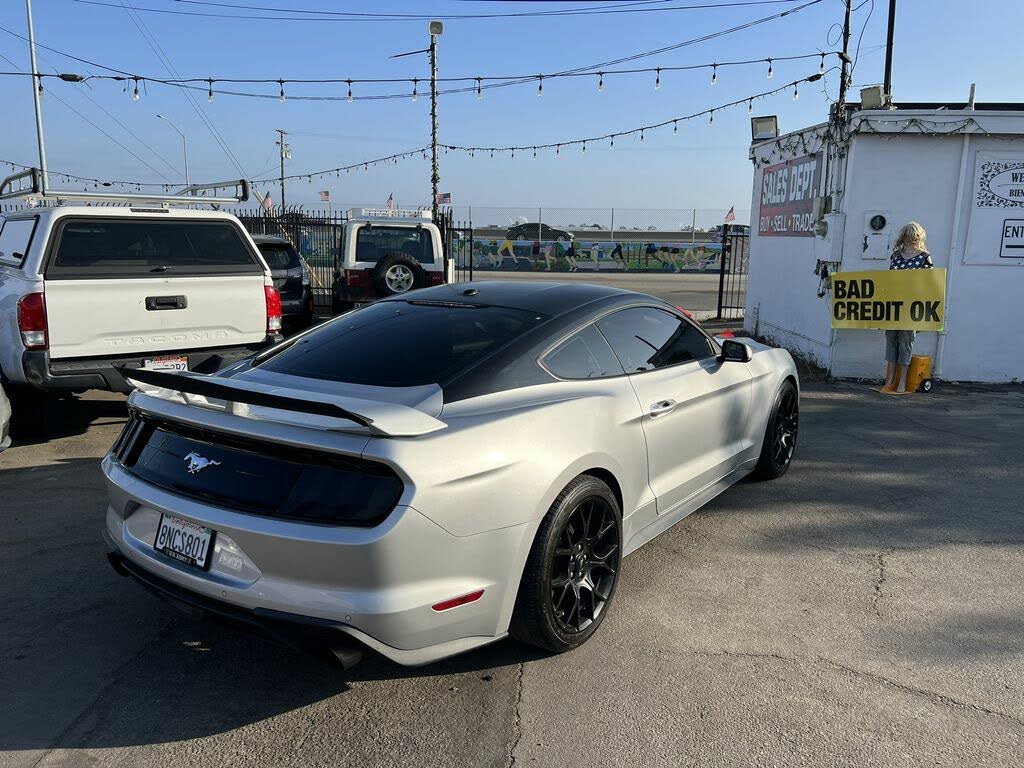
[0,171,281,427]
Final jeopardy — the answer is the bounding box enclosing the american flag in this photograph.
[261,192,273,210]
[319,190,330,202]
[435,191,452,205]
[386,193,394,212]
[724,205,736,224]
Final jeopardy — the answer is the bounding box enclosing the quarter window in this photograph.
[543,325,623,379]
[596,307,715,373]
[0,217,37,266]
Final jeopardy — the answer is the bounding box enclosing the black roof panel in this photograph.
[382,279,640,316]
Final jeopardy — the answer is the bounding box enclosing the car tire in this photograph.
[752,379,799,480]
[509,474,622,653]
[373,252,426,296]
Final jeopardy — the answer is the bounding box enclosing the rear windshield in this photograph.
[46,218,263,278]
[258,301,547,387]
[0,217,38,266]
[354,225,433,265]
[256,242,301,270]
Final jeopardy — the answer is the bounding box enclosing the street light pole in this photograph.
[429,21,443,219]
[156,114,189,187]
[276,128,289,211]
[25,0,48,192]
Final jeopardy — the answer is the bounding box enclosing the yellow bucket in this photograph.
[905,354,932,393]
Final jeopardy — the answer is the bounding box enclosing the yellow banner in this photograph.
[831,268,946,331]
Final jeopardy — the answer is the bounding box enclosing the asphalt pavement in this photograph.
[1,382,1022,767]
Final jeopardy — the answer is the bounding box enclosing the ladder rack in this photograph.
[0,168,249,206]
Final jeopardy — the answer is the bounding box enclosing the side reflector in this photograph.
[431,589,484,612]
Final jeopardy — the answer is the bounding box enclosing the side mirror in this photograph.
[719,339,752,363]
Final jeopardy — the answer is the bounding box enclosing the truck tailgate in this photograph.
[45,275,267,359]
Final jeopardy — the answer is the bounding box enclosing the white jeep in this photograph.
[0,170,282,429]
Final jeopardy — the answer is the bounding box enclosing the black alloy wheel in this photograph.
[510,474,623,652]
[754,379,799,480]
[549,496,620,634]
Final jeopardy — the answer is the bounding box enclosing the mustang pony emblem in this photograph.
[184,451,221,475]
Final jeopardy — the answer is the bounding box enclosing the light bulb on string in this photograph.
[767,59,773,79]
[490,150,494,159]
[412,79,418,102]
[207,79,214,103]
[654,68,661,90]
[556,145,560,155]
[597,72,604,92]
[711,64,717,86]
[640,129,644,143]
[673,120,678,135]
[748,99,753,113]
[476,78,483,100]
[819,53,826,75]
[347,80,353,102]
[537,76,543,97]
[278,80,285,103]
[132,78,140,102]
[709,110,714,126]
[532,147,537,158]
[793,82,799,101]
[610,135,615,148]
[582,141,586,154]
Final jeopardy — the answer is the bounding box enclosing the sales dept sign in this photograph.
[831,269,946,331]
[758,153,822,237]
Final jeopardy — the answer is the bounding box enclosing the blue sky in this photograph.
[0,0,1020,221]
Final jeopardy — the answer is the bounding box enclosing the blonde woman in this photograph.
[880,222,934,394]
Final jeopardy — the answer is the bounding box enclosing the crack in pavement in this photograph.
[872,551,889,619]
[677,647,1024,730]
[506,662,524,767]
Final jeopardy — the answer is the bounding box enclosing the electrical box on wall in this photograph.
[862,211,892,260]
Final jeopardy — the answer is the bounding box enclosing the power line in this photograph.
[76,0,809,21]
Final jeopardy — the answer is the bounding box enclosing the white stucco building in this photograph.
[744,101,1024,383]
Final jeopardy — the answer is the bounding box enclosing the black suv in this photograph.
[252,235,315,330]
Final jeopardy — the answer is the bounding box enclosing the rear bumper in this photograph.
[22,336,281,393]
[101,457,524,666]
[280,288,314,319]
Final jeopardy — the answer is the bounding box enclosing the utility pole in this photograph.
[429,21,443,219]
[883,0,897,100]
[25,0,48,192]
[837,0,852,108]
[156,114,189,187]
[275,128,289,211]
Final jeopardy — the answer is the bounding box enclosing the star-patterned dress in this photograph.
[890,248,934,270]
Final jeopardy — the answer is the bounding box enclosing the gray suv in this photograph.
[252,236,315,330]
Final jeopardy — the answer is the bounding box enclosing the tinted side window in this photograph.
[47,218,262,278]
[596,307,714,373]
[354,226,433,264]
[543,325,623,379]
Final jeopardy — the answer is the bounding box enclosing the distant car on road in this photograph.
[506,223,574,242]
[252,235,315,331]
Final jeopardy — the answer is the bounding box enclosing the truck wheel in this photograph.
[373,252,426,296]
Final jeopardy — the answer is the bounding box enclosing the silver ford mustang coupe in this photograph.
[103,281,799,667]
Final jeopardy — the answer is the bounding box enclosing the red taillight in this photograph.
[429,271,446,286]
[17,292,48,350]
[264,285,282,334]
[431,589,485,612]
[345,269,367,286]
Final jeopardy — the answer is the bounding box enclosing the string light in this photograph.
[654,67,661,90]
[748,98,753,113]
[610,135,615,147]
[347,79,353,102]
[132,78,140,102]
[411,78,418,102]
[819,53,826,75]
[556,145,560,155]
[582,141,586,153]
[673,120,678,135]
[640,129,644,142]
[532,147,537,158]
[597,72,604,92]
[538,75,543,97]
[278,80,285,103]
[767,58,773,79]
[207,79,214,103]
[711,64,717,86]
[709,110,714,126]
[793,83,799,100]
[476,78,483,100]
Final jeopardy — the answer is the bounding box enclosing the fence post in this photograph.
[717,224,729,320]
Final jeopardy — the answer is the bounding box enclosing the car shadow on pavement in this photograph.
[9,392,128,447]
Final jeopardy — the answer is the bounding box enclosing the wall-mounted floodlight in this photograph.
[750,115,779,143]
[428,20,443,36]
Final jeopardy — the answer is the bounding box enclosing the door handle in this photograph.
[145,295,187,311]
[650,399,677,417]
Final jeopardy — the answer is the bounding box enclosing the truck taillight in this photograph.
[17,292,48,350]
[344,269,366,286]
[265,285,282,334]
[429,272,446,286]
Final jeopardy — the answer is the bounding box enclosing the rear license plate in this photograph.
[144,355,188,372]
[154,513,214,569]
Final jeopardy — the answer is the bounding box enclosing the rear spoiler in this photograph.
[118,367,446,437]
